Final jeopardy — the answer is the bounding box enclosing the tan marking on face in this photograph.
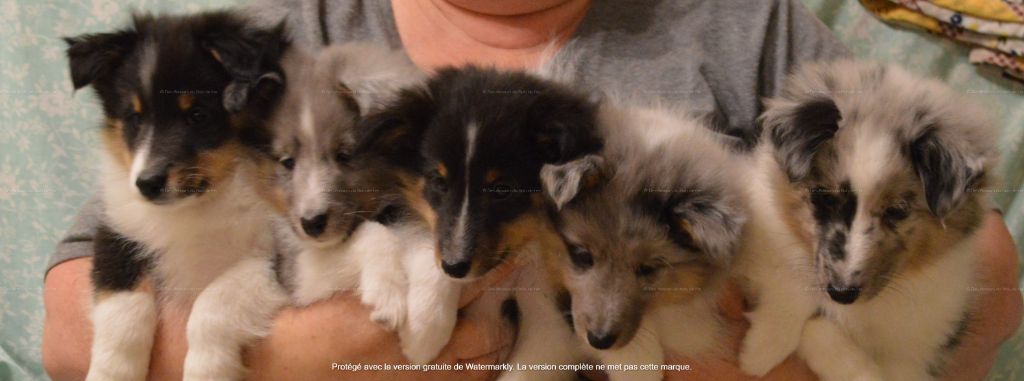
[484,169,501,185]
[493,194,562,260]
[208,48,223,64]
[166,142,240,198]
[400,175,436,231]
[436,163,448,178]
[540,239,569,286]
[178,94,195,111]
[131,95,142,114]
[492,210,562,268]
[102,118,132,170]
[672,218,704,249]
[253,157,289,215]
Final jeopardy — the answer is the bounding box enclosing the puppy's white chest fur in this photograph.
[288,221,400,306]
[100,152,274,299]
[737,153,979,380]
[820,240,975,371]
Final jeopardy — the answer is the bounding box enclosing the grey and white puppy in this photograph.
[737,60,999,381]
[538,101,746,381]
[259,43,461,364]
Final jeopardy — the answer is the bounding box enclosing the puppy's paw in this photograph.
[850,368,884,381]
[399,317,457,364]
[364,288,406,332]
[182,348,246,381]
[738,321,797,376]
[369,305,404,331]
[85,342,152,381]
[85,365,147,381]
[400,337,443,365]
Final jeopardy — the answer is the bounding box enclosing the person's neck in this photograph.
[392,0,591,71]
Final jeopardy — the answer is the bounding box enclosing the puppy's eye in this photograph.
[428,171,448,193]
[279,156,295,170]
[636,264,658,278]
[126,112,143,126]
[568,245,594,270]
[186,107,208,125]
[882,204,909,223]
[335,151,352,164]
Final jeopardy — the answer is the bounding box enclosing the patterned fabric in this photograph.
[971,47,1024,72]
[864,0,1024,56]
[906,0,1024,22]
[894,0,1024,37]
[865,0,1024,82]
[0,1,1020,380]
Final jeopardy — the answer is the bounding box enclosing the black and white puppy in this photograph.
[540,102,746,381]
[737,61,999,381]
[262,43,460,364]
[66,11,288,381]
[359,66,603,380]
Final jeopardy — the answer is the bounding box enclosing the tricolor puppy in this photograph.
[263,43,460,364]
[360,67,603,381]
[65,11,289,381]
[359,66,603,280]
[737,61,998,381]
[539,103,744,381]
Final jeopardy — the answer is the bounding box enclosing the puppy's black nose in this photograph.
[441,260,471,278]
[586,330,617,350]
[827,283,861,304]
[135,173,167,200]
[301,214,328,237]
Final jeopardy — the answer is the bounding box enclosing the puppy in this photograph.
[539,102,745,381]
[65,11,289,381]
[359,66,603,380]
[736,61,998,380]
[261,43,460,364]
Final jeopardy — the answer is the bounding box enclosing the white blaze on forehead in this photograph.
[299,95,315,142]
[452,122,479,254]
[840,128,898,279]
[846,129,897,197]
[129,129,154,186]
[138,41,157,95]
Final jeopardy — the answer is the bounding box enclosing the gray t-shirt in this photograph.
[47,0,848,273]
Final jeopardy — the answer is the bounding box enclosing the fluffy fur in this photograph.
[261,43,460,364]
[736,60,999,380]
[359,66,604,381]
[538,101,745,381]
[359,66,603,281]
[66,11,291,381]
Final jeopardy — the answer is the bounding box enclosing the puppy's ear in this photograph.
[763,98,842,183]
[665,193,746,266]
[354,87,435,169]
[64,30,138,90]
[540,154,605,210]
[907,128,986,219]
[201,19,289,112]
[529,89,602,163]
